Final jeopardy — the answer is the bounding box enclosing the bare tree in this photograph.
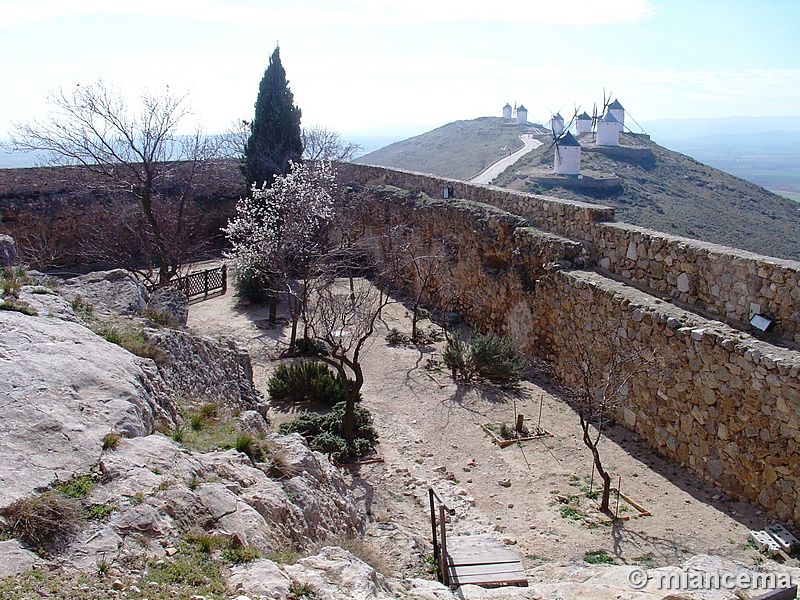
[302,126,361,162]
[304,277,389,441]
[562,342,658,512]
[5,80,222,285]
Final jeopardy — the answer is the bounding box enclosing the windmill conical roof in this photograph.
[577,111,591,120]
[601,112,620,123]
[517,105,527,111]
[553,112,563,120]
[504,103,512,108]
[556,132,581,147]
[608,99,624,110]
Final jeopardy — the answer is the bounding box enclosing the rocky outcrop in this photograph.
[0,309,173,505]
[145,327,263,413]
[59,432,365,570]
[146,286,189,326]
[229,546,454,600]
[60,269,149,316]
[0,234,15,266]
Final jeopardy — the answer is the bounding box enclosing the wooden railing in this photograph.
[179,264,227,300]
[429,486,456,586]
[148,265,227,301]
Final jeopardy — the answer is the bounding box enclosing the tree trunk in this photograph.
[268,297,277,325]
[583,418,613,513]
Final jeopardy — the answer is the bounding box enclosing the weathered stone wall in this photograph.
[339,163,800,344]
[0,164,240,268]
[355,187,800,524]
[536,270,800,523]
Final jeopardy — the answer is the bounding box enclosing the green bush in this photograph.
[442,333,524,385]
[268,361,356,406]
[222,544,260,564]
[52,474,95,498]
[234,267,269,303]
[278,402,378,463]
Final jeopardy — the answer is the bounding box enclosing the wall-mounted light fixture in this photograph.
[749,313,774,332]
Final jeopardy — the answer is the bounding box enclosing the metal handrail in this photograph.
[429,486,455,586]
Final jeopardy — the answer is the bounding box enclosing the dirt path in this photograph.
[187,286,794,583]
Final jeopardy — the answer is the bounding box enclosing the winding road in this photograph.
[468,134,543,185]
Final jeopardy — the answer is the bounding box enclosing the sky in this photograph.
[1,0,799,143]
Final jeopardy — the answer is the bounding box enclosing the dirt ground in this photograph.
[186,282,798,583]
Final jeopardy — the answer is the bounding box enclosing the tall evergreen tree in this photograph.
[242,46,303,189]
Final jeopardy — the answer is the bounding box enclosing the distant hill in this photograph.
[357,117,800,262]
[356,117,541,181]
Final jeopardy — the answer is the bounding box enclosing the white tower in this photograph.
[502,103,512,120]
[575,111,592,134]
[551,113,565,135]
[607,99,625,126]
[554,132,581,175]
[596,112,621,146]
[516,105,528,124]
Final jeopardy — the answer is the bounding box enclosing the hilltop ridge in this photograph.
[359,118,800,262]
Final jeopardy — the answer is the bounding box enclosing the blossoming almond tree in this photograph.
[224,160,335,349]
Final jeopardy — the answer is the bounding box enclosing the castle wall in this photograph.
[338,163,800,344]
[356,187,800,524]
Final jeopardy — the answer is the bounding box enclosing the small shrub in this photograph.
[234,432,265,462]
[70,295,94,317]
[261,441,294,478]
[278,402,378,463]
[172,425,185,443]
[189,414,208,431]
[288,580,316,599]
[184,530,223,554]
[468,333,524,384]
[95,322,167,363]
[199,402,219,420]
[385,328,410,345]
[97,557,109,574]
[222,544,260,564]
[234,267,269,303]
[0,299,38,316]
[584,549,616,564]
[442,333,472,380]
[84,503,115,521]
[268,361,354,406]
[266,548,303,564]
[53,474,95,498]
[1,491,81,554]
[128,492,144,506]
[442,332,523,385]
[102,432,121,450]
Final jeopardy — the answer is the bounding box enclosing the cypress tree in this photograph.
[242,46,303,189]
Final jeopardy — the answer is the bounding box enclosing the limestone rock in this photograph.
[0,540,39,578]
[145,328,263,413]
[0,234,16,267]
[60,269,149,316]
[146,286,188,326]
[0,310,173,506]
[231,547,394,600]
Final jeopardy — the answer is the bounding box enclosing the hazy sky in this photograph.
[2,0,799,140]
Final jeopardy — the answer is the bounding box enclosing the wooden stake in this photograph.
[615,476,622,519]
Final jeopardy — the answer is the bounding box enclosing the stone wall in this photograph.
[0,164,240,268]
[354,187,800,524]
[338,163,800,344]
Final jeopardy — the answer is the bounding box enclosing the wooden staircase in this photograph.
[429,487,527,589]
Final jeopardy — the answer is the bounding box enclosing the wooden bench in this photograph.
[428,486,528,589]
